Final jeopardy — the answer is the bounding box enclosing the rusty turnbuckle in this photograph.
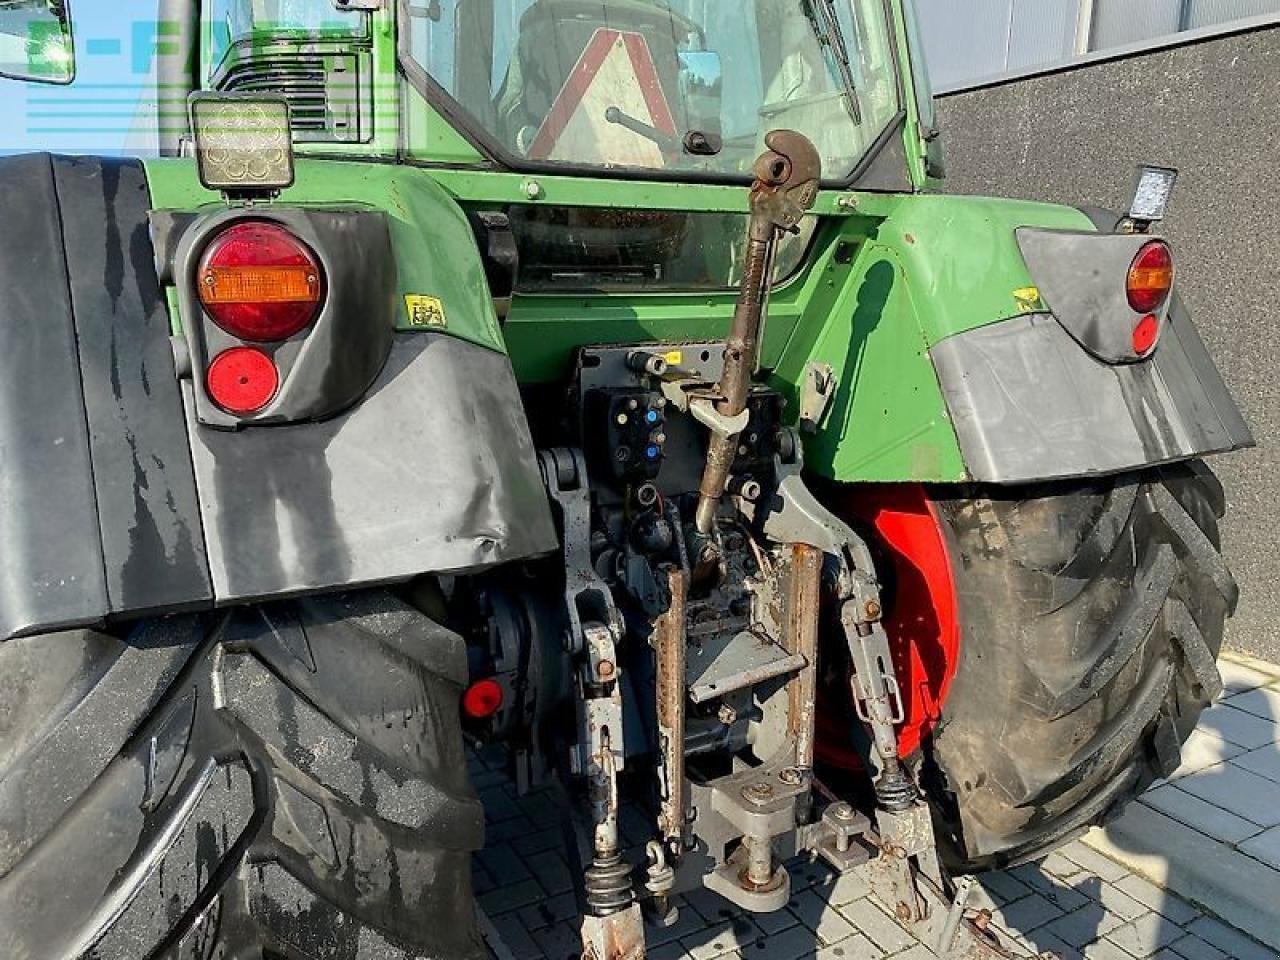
[693,131,822,535]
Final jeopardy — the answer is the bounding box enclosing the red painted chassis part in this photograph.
[817,484,961,766]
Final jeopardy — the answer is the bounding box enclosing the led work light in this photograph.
[190,93,295,195]
[1129,165,1178,224]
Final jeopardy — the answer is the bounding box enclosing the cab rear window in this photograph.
[509,207,816,292]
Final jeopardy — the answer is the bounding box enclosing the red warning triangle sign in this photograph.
[529,28,678,167]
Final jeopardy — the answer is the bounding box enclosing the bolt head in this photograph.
[830,802,856,822]
[742,782,775,805]
[597,660,616,680]
[522,179,544,200]
[778,767,804,786]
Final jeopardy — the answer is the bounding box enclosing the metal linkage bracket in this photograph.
[841,606,907,777]
[868,821,1048,959]
[868,803,937,924]
[538,448,643,958]
[757,433,883,615]
[847,621,907,729]
[810,802,874,872]
[689,396,752,441]
[581,905,646,960]
[539,448,623,655]
[581,622,627,781]
[798,362,837,433]
[701,759,810,913]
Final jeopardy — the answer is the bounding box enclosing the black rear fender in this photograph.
[0,153,556,641]
[0,153,210,641]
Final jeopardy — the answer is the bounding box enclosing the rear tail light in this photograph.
[207,347,279,414]
[198,221,324,342]
[1126,241,1174,313]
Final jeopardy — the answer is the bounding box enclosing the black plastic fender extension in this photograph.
[0,153,211,641]
[0,153,558,641]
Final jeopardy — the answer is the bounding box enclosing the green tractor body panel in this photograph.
[144,146,1244,485]
[144,158,507,353]
[496,190,1093,483]
[775,195,1095,481]
[147,147,1104,484]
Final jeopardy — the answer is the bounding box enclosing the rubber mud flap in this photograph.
[923,461,1234,869]
[0,590,487,960]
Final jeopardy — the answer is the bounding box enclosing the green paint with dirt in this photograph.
[143,0,1100,483]
[144,158,507,354]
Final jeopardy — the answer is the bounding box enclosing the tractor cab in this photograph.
[195,0,909,175]
[186,0,927,294]
[401,0,901,179]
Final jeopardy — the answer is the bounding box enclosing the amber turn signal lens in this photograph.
[202,265,318,304]
[1127,241,1174,314]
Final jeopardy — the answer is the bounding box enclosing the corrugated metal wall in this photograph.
[1090,0,1182,48]
[1186,0,1280,26]
[1009,0,1081,69]
[915,0,1280,90]
[916,0,1080,88]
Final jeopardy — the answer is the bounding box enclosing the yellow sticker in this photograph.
[1012,286,1044,313]
[405,295,447,329]
[662,350,684,366]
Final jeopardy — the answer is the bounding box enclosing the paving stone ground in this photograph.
[471,653,1280,960]
[1130,655,1280,870]
[1077,652,1280,953]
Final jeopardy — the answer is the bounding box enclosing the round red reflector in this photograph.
[198,221,324,342]
[1127,241,1174,314]
[206,347,279,414]
[1133,314,1160,355]
[462,679,505,720]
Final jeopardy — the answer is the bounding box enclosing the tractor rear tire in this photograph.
[925,461,1235,870]
[0,591,486,960]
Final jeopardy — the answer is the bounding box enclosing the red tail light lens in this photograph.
[207,347,279,414]
[1133,314,1161,356]
[1127,241,1174,313]
[462,679,505,719]
[198,222,324,342]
